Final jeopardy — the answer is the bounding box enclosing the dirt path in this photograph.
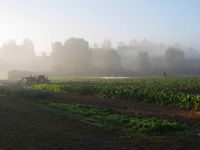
[0,95,200,150]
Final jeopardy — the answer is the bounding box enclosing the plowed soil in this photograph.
[0,93,200,149]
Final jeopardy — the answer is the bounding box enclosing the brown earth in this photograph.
[0,94,200,149]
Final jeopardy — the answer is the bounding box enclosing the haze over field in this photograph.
[0,0,200,79]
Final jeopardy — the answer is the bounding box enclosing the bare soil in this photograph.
[0,93,200,149]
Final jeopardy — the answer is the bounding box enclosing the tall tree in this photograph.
[101,40,112,49]
[52,38,92,73]
[164,47,185,71]
[101,49,122,73]
[137,51,150,72]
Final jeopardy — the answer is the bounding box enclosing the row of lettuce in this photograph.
[0,86,185,135]
[44,102,184,134]
[32,77,200,110]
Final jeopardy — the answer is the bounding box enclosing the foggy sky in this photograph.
[0,0,200,55]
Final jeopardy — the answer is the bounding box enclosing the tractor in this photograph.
[19,75,50,85]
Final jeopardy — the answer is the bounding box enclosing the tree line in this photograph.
[1,38,200,79]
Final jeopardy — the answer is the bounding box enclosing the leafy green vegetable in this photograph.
[33,77,200,110]
[45,102,184,134]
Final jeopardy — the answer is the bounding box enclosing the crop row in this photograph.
[32,77,200,110]
[45,102,184,134]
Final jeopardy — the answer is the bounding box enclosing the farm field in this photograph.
[1,0,200,149]
[34,77,200,109]
[0,77,200,149]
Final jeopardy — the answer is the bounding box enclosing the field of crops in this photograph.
[33,77,200,110]
[1,77,200,149]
